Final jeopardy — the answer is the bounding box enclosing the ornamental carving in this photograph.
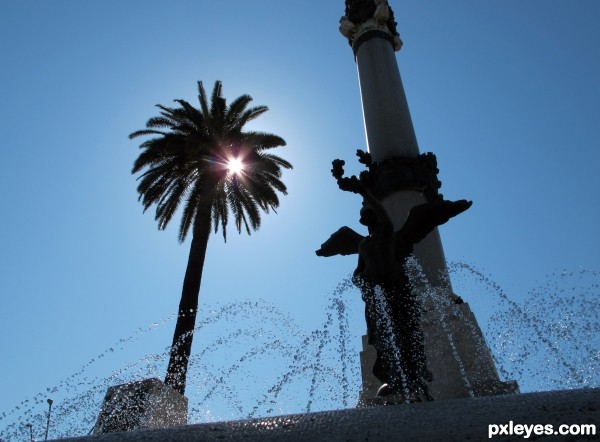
[332,150,442,202]
[340,0,402,52]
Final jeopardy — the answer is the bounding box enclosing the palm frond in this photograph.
[210,81,224,117]
[244,131,287,150]
[212,180,229,241]
[178,180,203,243]
[225,94,252,130]
[197,81,210,118]
[155,178,190,230]
[129,129,169,140]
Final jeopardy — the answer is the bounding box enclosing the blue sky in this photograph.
[1,0,599,435]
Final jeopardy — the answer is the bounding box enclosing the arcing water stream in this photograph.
[1,265,598,441]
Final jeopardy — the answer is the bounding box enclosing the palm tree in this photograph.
[129,80,292,395]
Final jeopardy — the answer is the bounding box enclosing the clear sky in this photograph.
[1,0,599,437]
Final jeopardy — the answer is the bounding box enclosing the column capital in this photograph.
[340,0,403,52]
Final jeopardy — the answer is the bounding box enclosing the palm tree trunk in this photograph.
[164,203,212,395]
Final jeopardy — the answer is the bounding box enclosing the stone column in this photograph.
[340,0,517,403]
[341,0,449,288]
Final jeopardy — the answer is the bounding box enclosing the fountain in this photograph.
[316,152,479,402]
[0,294,364,440]
[1,1,599,440]
[1,270,598,440]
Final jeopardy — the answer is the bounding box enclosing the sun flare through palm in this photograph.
[227,157,244,175]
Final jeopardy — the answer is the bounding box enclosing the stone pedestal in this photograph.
[93,378,188,434]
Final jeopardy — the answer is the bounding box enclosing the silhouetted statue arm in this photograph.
[315,226,364,257]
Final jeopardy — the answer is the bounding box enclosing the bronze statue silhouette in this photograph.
[316,156,471,401]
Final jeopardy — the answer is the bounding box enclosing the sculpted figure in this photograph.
[373,0,390,23]
[340,0,403,51]
[316,158,471,401]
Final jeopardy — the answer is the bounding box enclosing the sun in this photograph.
[227,157,244,175]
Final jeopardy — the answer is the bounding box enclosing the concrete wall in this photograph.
[55,388,599,441]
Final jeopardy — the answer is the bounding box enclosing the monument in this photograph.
[318,0,518,404]
[19,3,600,441]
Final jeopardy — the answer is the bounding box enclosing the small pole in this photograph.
[44,398,53,441]
[26,423,33,441]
